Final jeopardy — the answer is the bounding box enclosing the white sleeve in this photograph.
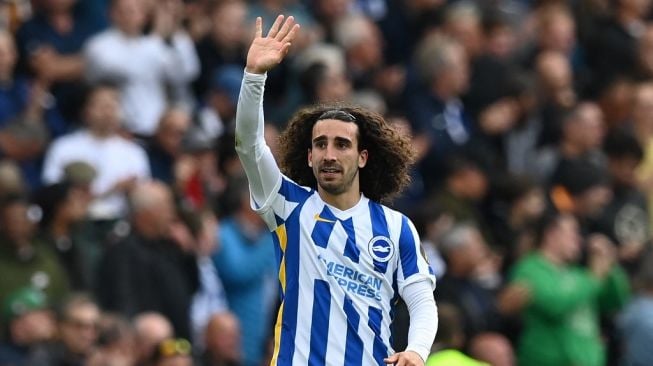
[402,279,438,363]
[235,71,283,209]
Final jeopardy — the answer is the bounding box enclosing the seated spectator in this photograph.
[436,223,503,341]
[97,181,199,340]
[41,82,150,221]
[193,0,248,99]
[147,108,192,185]
[87,313,136,366]
[14,0,107,134]
[503,212,630,366]
[84,0,199,137]
[32,181,95,291]
[0,29,50,188]
[202,311,242,366]
[0,193,70,308]
[0,287,56,365]
[26,293,101,366]
[134,312,174,366]
[595,129,649,266]
[619,252,653,366]
[468,332,515,366]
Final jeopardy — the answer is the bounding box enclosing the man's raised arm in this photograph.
[235,16,300,206]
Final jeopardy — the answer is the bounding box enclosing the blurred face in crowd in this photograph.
[156,109,190,156]
[84,86,122,137]
[485,24,517,59]
[0,31,17,81]
[314,0,351,22]
[609,156,641,187]
[205,313,241,363]
[637,27,653,76]
[619,0,652,17]
[632,83,653,129]
[546,214,582,263]
[211,1,247,49]
[565,103,605,151]
[11,310,56,345]
[316,67,352,103]
[60,301,100,356]
[446,227,489,276]
[575,185,612,218]
[512,188,546,225]
[131,183,176,238]
[538,9,576,54]
[436,43,469,97]
[111,0,148,36]
[444,12,483,59]
[57,186,92,225]
[450,166,488,201]
[156,356,193,366]
[0,200,36,245]
[348,19,383,70]
[536,51,572,93]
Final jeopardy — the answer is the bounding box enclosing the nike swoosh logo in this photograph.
[314,214,337,223]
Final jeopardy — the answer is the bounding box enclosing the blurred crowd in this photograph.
[0,0,653,365]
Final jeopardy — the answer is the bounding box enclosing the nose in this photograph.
[324,143,337,161]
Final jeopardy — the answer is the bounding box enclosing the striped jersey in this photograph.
[256,175,436,366]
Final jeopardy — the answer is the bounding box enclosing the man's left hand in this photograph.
[384,351,424,366]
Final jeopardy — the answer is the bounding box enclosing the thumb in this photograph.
[384,354,399,364]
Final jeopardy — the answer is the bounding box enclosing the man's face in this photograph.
[308,119,368,196]
[85,87,122,136]
[551,215,582,262]
[60,303,100,356]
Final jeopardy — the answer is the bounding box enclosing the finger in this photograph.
[282,24,301,44]
[384,355,399,364]
[280,42,292,57]
[267,14,284,38]
[255,17,262,38]
[275,15,295,41]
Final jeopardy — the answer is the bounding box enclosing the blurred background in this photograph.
[0,0,652,365]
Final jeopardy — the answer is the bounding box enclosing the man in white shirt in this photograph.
[236,16,437,365]
[83,0,199,136]
[42,83,150,220]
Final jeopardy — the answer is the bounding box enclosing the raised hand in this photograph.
[245,15,300,74]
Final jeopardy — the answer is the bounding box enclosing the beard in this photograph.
[315,164,359,196]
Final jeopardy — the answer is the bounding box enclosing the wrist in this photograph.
[404,348,427,365]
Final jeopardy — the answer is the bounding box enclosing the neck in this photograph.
[560,140,584,157]
[318,187,362,211]
[540,246,564,266]
[88,128,112,139]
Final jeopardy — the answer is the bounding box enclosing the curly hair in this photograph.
[278,104,415,203]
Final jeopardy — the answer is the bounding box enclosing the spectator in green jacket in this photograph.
[502,212,629,366]
[0,193,70,309]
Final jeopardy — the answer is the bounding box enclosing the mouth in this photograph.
[319,166,342,178]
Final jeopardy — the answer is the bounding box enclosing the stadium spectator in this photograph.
[96,181,198,340]
[84,0,199,137]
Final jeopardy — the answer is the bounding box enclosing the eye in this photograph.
[314,140,327,149]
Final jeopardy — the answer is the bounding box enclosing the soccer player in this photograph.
[235,15,438,366]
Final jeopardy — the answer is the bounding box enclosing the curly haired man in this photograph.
[235,15,437,366]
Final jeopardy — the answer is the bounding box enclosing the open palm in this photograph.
[246,15,300,74]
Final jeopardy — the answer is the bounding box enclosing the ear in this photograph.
[308,148,313,167]
[358,149,368,168]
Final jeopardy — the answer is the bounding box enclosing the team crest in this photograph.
[368,236,395,263]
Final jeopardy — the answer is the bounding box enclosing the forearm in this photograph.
[235,71,281,205]
[402,279,438,363]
